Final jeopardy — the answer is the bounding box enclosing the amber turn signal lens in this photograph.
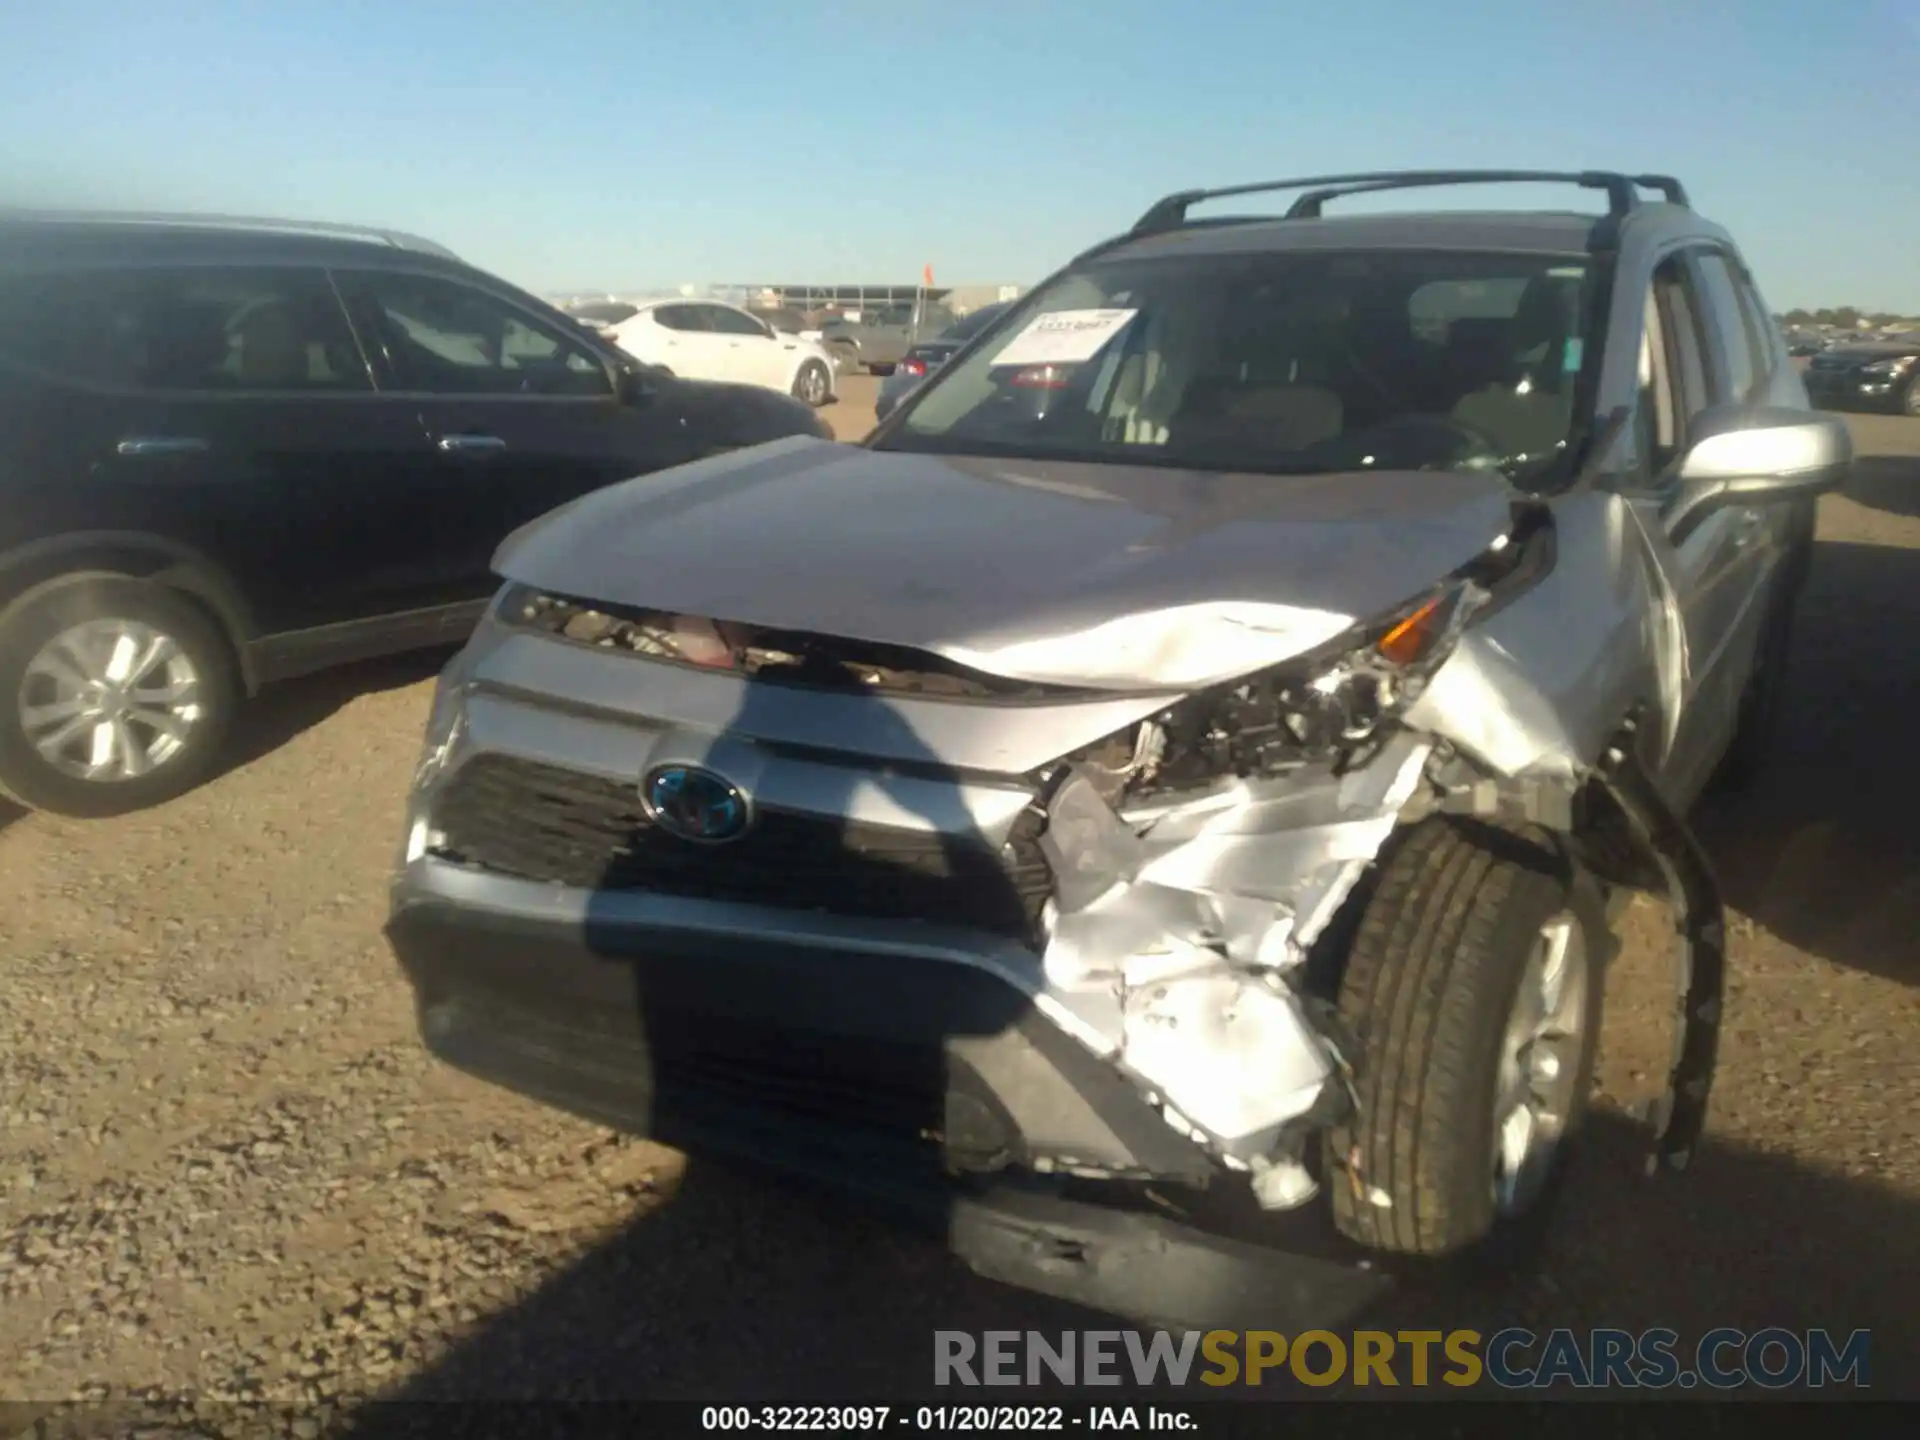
[1376,595,1448,666]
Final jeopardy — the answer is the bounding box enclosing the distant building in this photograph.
[943,283,1024,314]
[711,281,1024,317]
[547,281,1027,320]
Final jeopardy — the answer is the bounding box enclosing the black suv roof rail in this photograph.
[0,209,460,260]
[1129,170,1691,235]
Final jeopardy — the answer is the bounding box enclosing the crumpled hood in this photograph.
[493,438,1516,690]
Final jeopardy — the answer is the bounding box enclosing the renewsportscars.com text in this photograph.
[934,1327,1871,1389]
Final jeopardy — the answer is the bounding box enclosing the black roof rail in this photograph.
[1129,169,1689,235]
[0,209,460,260]
[1631,174,1690,207]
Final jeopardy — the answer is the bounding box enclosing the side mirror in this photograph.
[1668,404,1851,544]
[620,366,665,404]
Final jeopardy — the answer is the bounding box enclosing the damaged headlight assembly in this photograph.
[1017,527,1556,1212]
[1047,570,1497,809]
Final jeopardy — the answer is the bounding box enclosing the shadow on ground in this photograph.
[1692,537,1920,986]
[336,1110,1906,1414]
[1842,453,1920,521]
[0,648,451,836]
[217,645,457,780]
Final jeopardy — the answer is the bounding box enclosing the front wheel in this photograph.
[1324,820,1603,1259]
[792,360,831,407]
[0,575,239,817]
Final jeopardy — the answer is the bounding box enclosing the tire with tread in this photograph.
[0,574,239,817]
[1324,819,1601,1259]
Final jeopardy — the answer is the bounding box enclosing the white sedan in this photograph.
[607,300,838,407]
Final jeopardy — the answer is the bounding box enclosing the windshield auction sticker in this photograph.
[992,308,1139,367]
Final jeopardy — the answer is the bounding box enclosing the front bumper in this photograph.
[387,860,1393,1332]
[388,859,1219,1186]
[392,617,1445,1175]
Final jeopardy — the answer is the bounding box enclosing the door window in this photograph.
[704,305,772,338]
[1691,251,1762,403]
[1731,265,1781,384]
[0,266,368,392]
[1638,256,1714,478]
[653,304,711,332]
[351,273,613,396]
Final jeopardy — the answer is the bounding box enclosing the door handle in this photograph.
[438,434,508,455]
[117,436,208,457]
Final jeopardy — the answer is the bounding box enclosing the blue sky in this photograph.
[5,0,1916,309]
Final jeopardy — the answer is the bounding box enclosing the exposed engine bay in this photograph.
[500,589,1090,701]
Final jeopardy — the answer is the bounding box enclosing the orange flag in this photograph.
[922,263,934,287]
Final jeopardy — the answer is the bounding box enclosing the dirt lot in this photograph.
[2,378,1916,1406]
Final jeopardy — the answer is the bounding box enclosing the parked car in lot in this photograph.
[873,301,1013,422]
[387,169,1846,1322]
[1803,334,1920,414]
[0,211,830,817]
[606,300,837,406]
[818,302,957,375]
[752,306,825,343]
[564,299,642,337]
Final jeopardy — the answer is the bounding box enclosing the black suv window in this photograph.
[705,306,770,338]
[570,301,639,325]
[351,272,612,396]
[0,266,367,393]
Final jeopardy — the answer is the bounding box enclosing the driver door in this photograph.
[1622,254,1771,804]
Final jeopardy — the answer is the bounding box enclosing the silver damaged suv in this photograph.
[387,171,1848,1309]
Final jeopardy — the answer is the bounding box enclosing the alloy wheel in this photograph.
[1491,912,1591,1216]
[17,619,205,781]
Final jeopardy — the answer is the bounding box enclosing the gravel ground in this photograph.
[1,382,1916,1410]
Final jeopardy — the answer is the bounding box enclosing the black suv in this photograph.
[0,212,830,818]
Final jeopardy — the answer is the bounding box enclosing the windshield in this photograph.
[881,249,1597,485]
[938,302,1010,344]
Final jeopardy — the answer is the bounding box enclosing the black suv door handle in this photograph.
[117,436,209,457]
[437,434,508,455]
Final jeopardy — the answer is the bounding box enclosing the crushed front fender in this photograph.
[1027,733,1434,1170]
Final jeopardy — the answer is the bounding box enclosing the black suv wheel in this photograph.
[0,575,239,817]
